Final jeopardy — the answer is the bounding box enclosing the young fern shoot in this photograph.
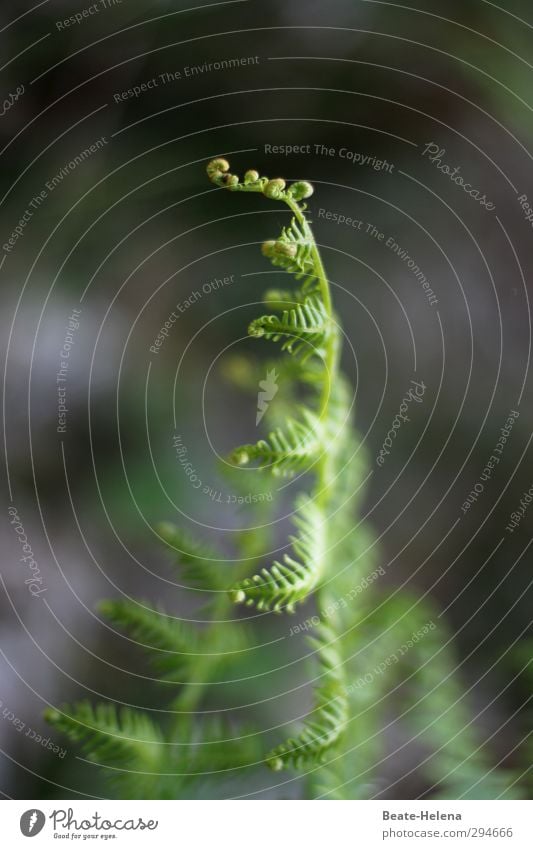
[206,158,351,770]
[45,160,526,799]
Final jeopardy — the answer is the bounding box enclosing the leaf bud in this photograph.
[231,447,250,465]
[229,588,246,604]
[288,180,314,200]
[263,178,286,199]
[206,157,230,182]
[221,173,240,189]
[273,241,297,259]
[244,169,260,184]
[261,240,277,257]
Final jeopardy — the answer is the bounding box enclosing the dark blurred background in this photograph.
[1,0,532,799]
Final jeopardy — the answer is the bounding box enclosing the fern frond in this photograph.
[182,716,264,773]
[99,599,247,683]
[262,215,319,293]
[45,702,163,769]
[157,522,228,591]
[98,599,200,682]
[311,765,347,799]
[229,495,326,613]
[249,295,330,362]
[266,626,348,770]
[230,409,322,478]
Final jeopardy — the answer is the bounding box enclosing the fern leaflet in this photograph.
[229,495,326,613]
[266,626,348,770]
[230,409,322,478]
[249,294,330,362]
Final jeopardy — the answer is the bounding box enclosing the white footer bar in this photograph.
[3,799,531,848]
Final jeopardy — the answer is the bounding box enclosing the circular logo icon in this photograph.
[20,810,46,837]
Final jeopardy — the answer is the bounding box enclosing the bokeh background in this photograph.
[1,0,532,799]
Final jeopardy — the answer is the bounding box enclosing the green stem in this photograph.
[284,200,348,762]
[169,541,265,728]
[285,196,332,316]
[284,196,339,508]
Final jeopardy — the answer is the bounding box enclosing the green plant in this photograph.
[46,160,525,799]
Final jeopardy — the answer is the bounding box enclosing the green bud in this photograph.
[261,240,277,257]
[229,588,246,604]
[221,173,239,189]
[156,521,179,543]
[220,355,256,389]
[248,322,265,338]
[273,241,297,259]
[43,708,61,723]
[244,169,260,184]
[231,447,250,465]
[263,178,286,199]
[263,289,300,311]
[288,180,314,200]
[206,157,230,182]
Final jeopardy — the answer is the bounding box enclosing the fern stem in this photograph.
[285,196,332,316]
[283,195,339,501]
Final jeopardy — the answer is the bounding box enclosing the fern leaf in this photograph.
[99,599,247,683]
[229,495,326,613]
[98,599,202,682]
[311,765,347,799]
[45,702,163,769]
[46,702,186,799]
[263,215,319,293]
[230,409,321,478]
[266,626,348,770]
[157,522,228,590]
[249,294,330,362]
[181,716,264,773]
